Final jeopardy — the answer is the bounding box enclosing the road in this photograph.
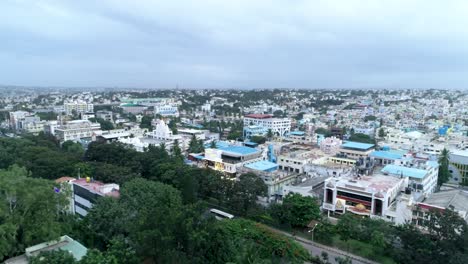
[269,227,379,264]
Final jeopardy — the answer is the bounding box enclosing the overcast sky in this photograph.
[1,0,468,89]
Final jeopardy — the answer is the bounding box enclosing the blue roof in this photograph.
[244,142,258,146]
[342,141,375,150]
[204,141,230,149]
[219,146,259,155]
[381,165,428,179]
[370,151,404,160]
[245,160,278,171]
[290,131,305,136]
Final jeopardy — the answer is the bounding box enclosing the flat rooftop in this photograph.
[244,114,273,119]
[218,146,260,156]
[334,174,403,193]
[341,141,375,150]
[420,189,468,215]
[73,178,120,197]
[244,160,278,171]
[381,164,428,179]
[370,150,404,160]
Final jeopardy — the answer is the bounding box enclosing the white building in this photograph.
[9,110,30,130]
[64,101,94,116]
[323,173,411,224]
[55,120,101,142]
[320,137,342,155]
[243,114,291,137]
[155,105,179,117]
[71,178,119,217]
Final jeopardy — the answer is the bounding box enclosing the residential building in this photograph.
[55,120,101,142]
[320,136,342,155]
[412,188,468,226]
[449,150,468,185]
[243,114,291,138]
[9,110,30,130]
[95,110,114,123]
[64,101,93,116]
[203,145,263,176]
[338,141,375,160]
[72,178,120,217]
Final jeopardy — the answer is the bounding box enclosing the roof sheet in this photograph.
[370,151,403,160]
[245,160,278,171]
[219,146,259,155]
[381,164,428,179]
[290,131,305,136]
[342,141,375,150]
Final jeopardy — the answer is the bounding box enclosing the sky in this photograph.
[1,0,468,89]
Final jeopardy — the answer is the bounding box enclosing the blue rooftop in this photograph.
[219,146,260,155]
[290,131,305,136]
[370,151,404,160]
[381,165,428,179]
[342,141,375,150]
[204,141,230,149]
[245,160,278,172]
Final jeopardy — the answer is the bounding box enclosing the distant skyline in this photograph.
[1,0,468,89]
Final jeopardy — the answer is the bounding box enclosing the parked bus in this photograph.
[209,208,234,220]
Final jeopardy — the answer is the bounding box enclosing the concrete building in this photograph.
[72,178,120,217]
[4,235,87,264]
[381,160,439,195]
[95,110,114,123]
[338,141,375,160]
[412,188,468,226]
[9,110,30,130]
[320,136,342,155]
[449,150,468,185]
[55,120,101,142]
[203,145,263,176]
[323,173,410,224]
[243,114,291,138]
[64,101,93,116]
[278,150,319,174]
[155,105,179,117]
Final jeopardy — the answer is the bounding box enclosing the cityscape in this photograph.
[0,88,467,264]
[1,1,468,264]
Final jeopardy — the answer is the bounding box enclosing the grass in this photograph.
[328,235,396,264]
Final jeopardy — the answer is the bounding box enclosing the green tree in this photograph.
[378,127,386,138]
[271,193,320,227]
[0,165,70,259]
[250,135,266,144]
[267,129,273,140]
[349,133,375,144]
[29,250,77,264]
[210,140,217,149]
[438,148,451,186]
[89,118,114,130]
[139,115,153,130]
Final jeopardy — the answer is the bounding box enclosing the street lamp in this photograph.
[308,223,319,242]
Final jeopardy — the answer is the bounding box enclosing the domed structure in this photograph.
[355,203,366,211]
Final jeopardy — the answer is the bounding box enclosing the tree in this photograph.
[188,134,204,153]
[0,165,70,259]
[438,148,451,186]
[273,110,283,117]
[89,118,114,130]
[228,173,267,216]
[271,193,320,228]
[364,115,377,122]
[210,140,217,149]
[267,129,273,140]
[349,133,375,144]
[378,127,386,138]
[139,115,153,130]
[395,113,401,120]
[250,135,266,144]
[29,250,77,264]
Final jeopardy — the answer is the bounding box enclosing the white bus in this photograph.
[210,208,234,220]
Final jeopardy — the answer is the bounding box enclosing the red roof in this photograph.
[244,114,273,119]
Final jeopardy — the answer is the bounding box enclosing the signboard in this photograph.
[205,148,222,162]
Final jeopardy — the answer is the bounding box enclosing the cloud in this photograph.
[1,0,468,89]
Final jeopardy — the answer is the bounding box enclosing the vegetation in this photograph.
[348,133,375,144]
[438,148,451,186]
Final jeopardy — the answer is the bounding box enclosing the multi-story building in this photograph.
[320,136,342,155]
[9,110,30,130]
[64,101,93,116]
[71,178,120,217]
[155,105,179,117]
[203,145,263,176]
[278,150,322,174]
[243,114,291,138]
[323,173,410,224]
[95,110,114,123]
[449,150,468,185]
[381,160,439,195]
[412,188,468,226]
[55,120,101,142]
[338,141,375,160]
